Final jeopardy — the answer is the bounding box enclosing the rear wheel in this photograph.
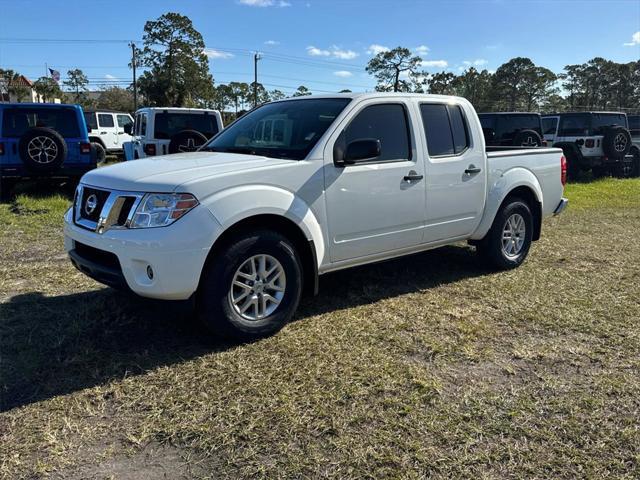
[477,198,533,270]
[198,230,303,341]
[91,142,106,165]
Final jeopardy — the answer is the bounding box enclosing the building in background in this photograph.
[0,75,61,103]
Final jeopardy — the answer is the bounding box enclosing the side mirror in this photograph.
[123,123,133,135]
[87,126,92,133]
[344,138,381,164]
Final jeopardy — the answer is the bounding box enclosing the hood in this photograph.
[81,151,292,192]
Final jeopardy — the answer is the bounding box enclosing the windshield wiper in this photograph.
[204,146,258,155]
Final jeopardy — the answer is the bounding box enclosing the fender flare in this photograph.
[201,184,326,269]
[470,167,543,241]
[88,136,106,148]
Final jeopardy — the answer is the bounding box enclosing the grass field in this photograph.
[1,178,639,479]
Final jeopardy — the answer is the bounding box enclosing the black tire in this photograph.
[91,142,106,165]
[18,127,67,173]
[198,230,303,341]
[168,130,208,154]
[630,148,640,178]
[512,129,542,147]
[477,198,533,270]
[602,126,631,160]
[565,152,580,181]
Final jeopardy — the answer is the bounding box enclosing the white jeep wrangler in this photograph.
[543,111,637,179]
[84,110,134,162]
[123,108,224,161]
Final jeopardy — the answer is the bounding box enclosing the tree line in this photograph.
[1,12,638,116]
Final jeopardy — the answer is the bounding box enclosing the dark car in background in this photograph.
[0,103,95,197]
[478,112,544,147]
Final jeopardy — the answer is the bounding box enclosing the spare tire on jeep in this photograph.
[513,129,542,147]
[168,130,208,154]
[18,127,67,173]
[602,126,631,159]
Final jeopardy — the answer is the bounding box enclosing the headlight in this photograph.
[130,193,199,228]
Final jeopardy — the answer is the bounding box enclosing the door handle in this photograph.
[465,165,482,175]
[100,131,107,134]
[403,171,424,182]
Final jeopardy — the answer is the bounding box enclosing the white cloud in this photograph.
[421,60,448,69]
[623,31,640,46]
[307,45,359,60]
[203,48,234,59]
[307,45,331,56]
[333,70,353,77]
[366,44,390,55]
[264,40,280,46]
[238,0,291,7]
[415,45,430,55]
[462,58,488,67]
[105,74,118,80]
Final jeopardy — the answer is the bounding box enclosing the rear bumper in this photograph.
[1,163,96,178]
[554,197,569,216]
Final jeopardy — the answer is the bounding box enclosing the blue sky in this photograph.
[0,0,638,95]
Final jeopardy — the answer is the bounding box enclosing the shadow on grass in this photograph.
[0,245,489,412]
[1,178,77,204]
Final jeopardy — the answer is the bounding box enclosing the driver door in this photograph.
[324,101,427,263]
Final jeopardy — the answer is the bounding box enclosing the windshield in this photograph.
[154,112,219,139]
[2,107,81,138]
[558,113,628,136]
[202,98,351,160]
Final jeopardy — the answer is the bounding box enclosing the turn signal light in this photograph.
[560,155,567,186]
[144,144,156,156]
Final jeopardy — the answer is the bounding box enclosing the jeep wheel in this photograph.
[18,127,67,173]
[91,142,106,165]
[513,129,542,147]
[477,198,533,270]
[168,130,208,154]
[602,126,631,160]
[198,230,303,341]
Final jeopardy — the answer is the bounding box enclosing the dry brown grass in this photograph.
[1,178,639,479]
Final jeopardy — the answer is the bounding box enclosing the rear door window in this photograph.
[558,115,590,136]
[98,114,115,128]
[344,104,411,162]
[153,112,219,140]
[1,107,80,138]
[542,117,558,135]
[420,103,469,156]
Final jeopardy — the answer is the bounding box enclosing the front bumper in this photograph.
[554,197,569,216]
[64,205,222,300]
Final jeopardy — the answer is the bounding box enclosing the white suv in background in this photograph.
[84,110,134,161]
[123,107,224,160]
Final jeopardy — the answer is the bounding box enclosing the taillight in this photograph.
[585,139,595,148]
[144,144,156,156]
[0,142,4,156]
[80,142,91,154]
[560,155,567,186]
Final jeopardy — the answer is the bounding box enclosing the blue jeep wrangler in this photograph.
[0,103,96,196]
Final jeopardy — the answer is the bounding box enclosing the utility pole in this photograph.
[130,42,138,112]
[253,52,261,108]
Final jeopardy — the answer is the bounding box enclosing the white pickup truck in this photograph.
[64,93,568,340]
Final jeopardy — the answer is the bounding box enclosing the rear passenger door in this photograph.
[97,113,118,150]
[324,101,426,263]
[419,103,486,242]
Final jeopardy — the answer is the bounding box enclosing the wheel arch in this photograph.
[88,136,106,148]
[471,169,543,241]
[200,213,320,297]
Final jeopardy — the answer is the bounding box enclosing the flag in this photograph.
[48,68,60,83]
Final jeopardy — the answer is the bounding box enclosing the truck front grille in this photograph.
[73,185,144,233]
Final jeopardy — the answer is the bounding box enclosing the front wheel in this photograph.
[198,230,303,341]
[477,198,533,270]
